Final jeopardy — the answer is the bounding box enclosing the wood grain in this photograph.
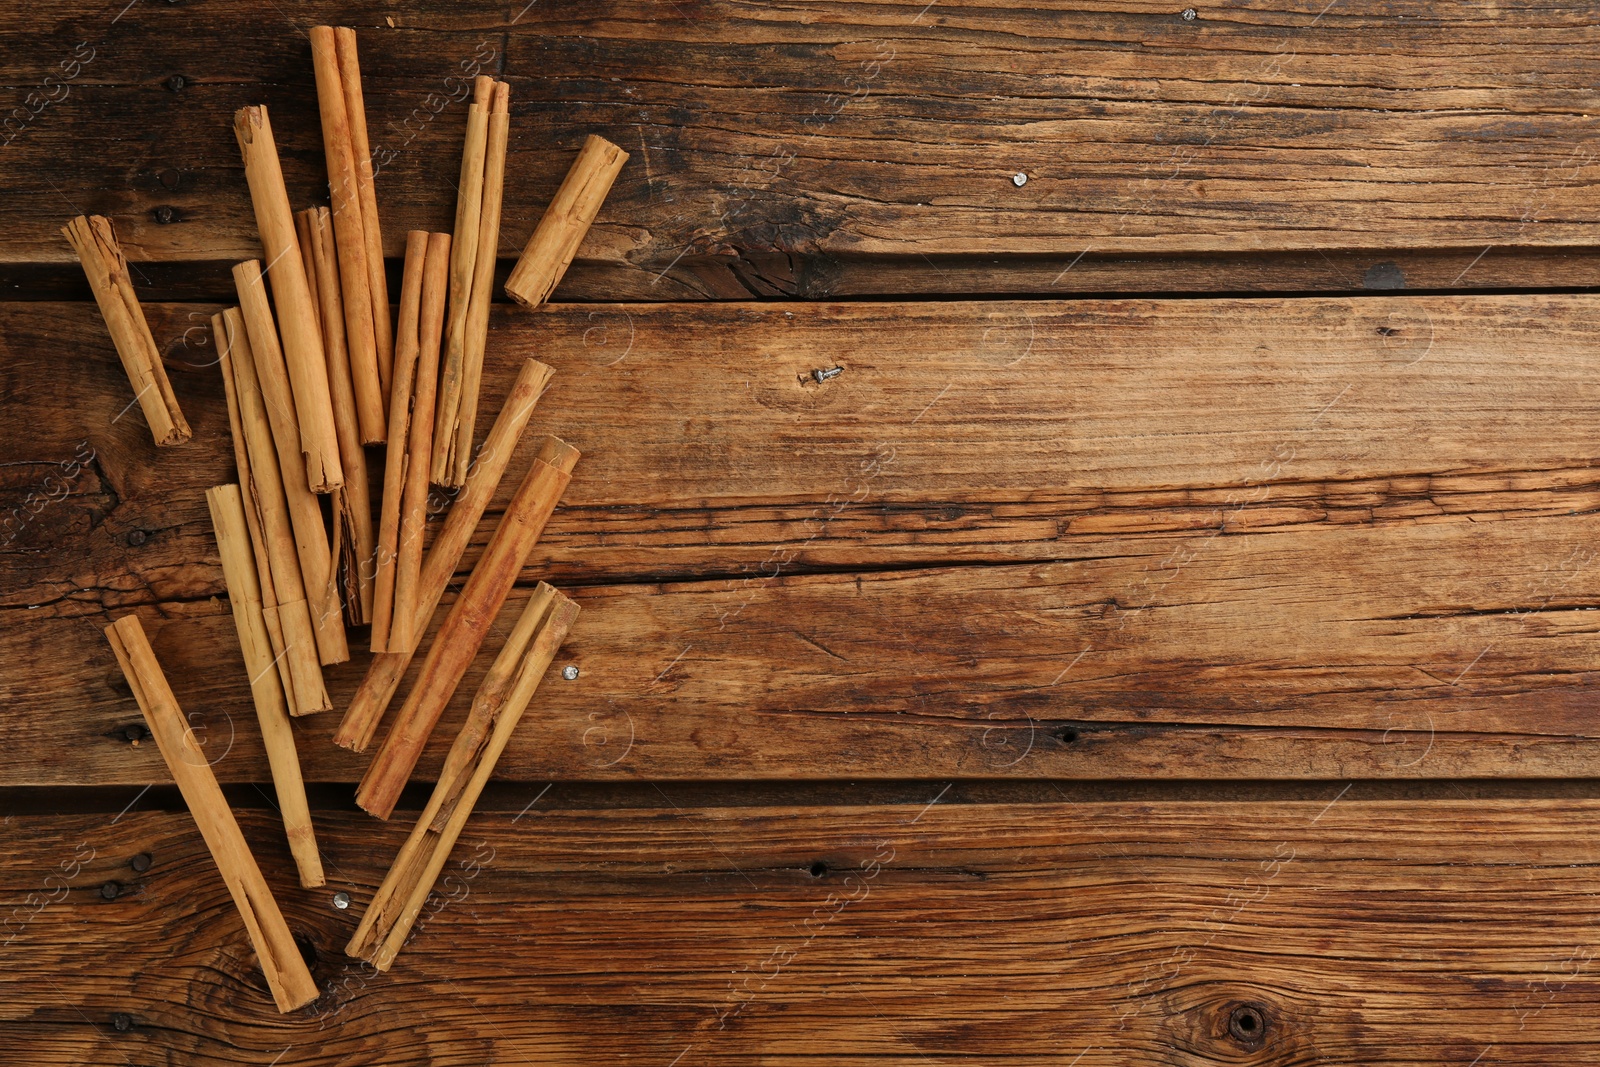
[6,294,1600,783]
[4,1,1600,296]
[3,800,1600,1063]
[11,505,1600,786]
[6,294,1600,609]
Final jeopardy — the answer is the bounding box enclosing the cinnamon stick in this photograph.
[233,260,350,667]
[62,215,190,447]
[333,357,554,751]
[347,585,578,969]
[300,206,376,625]
[442,80,512,488]
[333,26,393,401]
[504,134,629,309]
[371,231,430,654]
[293,210,325,340]
[394,232,452,653]
[214,310,296,712]
[309,27,385,443]
[206,484,324,889]
[356,435,580,819]
[104,615,319,1013]
[233,104,343,492]
[432,76,495,487]
[219,306,332,715]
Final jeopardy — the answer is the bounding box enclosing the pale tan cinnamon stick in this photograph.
[62,215,190,448]
[233,261,350,668]
[347,584,578,969]
[443,80,512,488]
[504,134,629,309]
[356,435,580,819]
[333,357,554,751]
[219,306,332,715]
[300,206,376,625]
[333,26,393,402]
[206,484,325,889]
[394,232,452,653]
[293,211,325,340]
[104,615,319,1013]
[233,104,343,492]
[215,310,296,712]
[432,76,495,487]
[309,27,384,444]
[371,232,430,653]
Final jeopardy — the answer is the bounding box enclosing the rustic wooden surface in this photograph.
[5,0,1600,297]
[7,799,1600,1065]
[6,1,1600,1063]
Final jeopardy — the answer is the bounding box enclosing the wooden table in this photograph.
[5,2,1600,1062]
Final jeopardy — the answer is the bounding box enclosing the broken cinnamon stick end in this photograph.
[232,105,267,148]
[535,435,581,475]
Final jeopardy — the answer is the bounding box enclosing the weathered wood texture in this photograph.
[5,1,1600,297]
[4,799,1600,1064]
[7,294,1600,784]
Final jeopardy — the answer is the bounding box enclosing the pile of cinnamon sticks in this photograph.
[73,25,630,1013]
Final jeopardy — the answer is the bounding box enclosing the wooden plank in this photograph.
[7,294,1600,783]
[13,507,1600,786]
[4,799,1600,1063]
[6,293,1600,607]
[3,2,1600,295]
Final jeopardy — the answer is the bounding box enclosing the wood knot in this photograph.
[1227,1001,1269,1050]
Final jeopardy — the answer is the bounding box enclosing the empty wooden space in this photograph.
[3,2,1599,1064]
[7,799,1600,1065]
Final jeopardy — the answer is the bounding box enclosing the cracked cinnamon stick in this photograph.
[504,134,628,310]
[310,26,385,443]
[62,215,190,447]
[206,484,324,889]
[214,310,295,711]
[394,232,452,653]
[334,357,554,751]
[299,206,376,625]
[356,435,579,819]
[435,78,511,488]
[218,306,332,714]
[371,231,431,654]
[334,26,393,402]
[347,584,578,969]
[432,76,495,488]
[105,615,318,1013]
[233,104,343,492]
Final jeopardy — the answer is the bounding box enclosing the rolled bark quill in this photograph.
[448,81,512,488]
[206,484,325,889]
[394,232,453,652]
[62,215,190,447]
[356,435,580,819]
[218,306,332,714]
[334,26,393,400]
[432,76,495,488]
[334,356,554,751]
[104,615,319,1013]
[214,311,296,711]
[309,27,385,443]
[348,584,579,969]
[299,206,376,625]
[371,232,429,653]
[233,261,350,667]
[504,134,629,310]
[233,104,343,492]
